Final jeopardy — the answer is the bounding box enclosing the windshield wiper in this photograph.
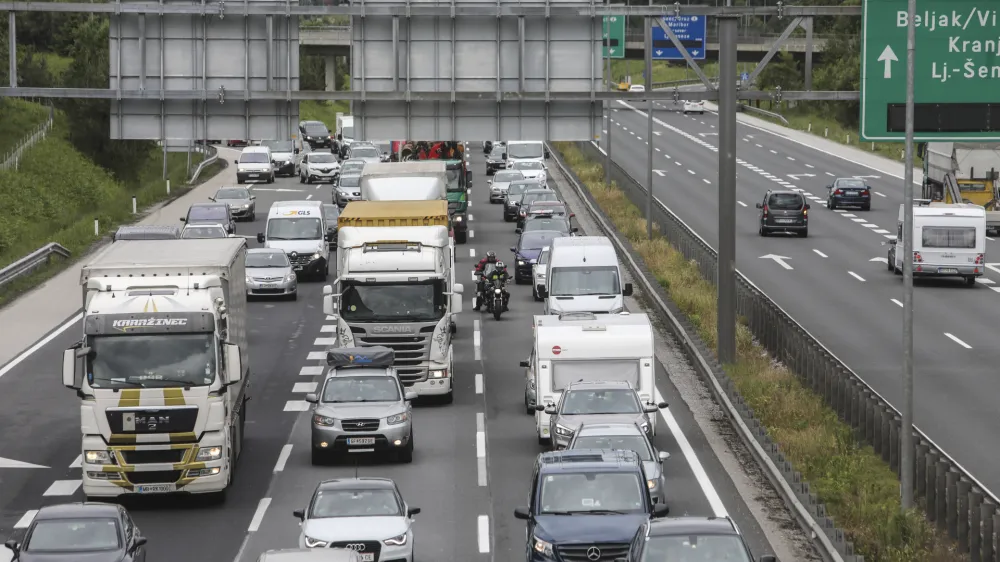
[92,379,145,388]
[144,378,205,388]
[268,236,289,240]
[575,509,629,515]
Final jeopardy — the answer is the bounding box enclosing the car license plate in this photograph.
[938,268,959,274]
[260,283,277,288]
[347,437,376,445]
[776,219,794,224]
[359,554,374,562]
[248,173,259,178]
[847,191,858,196]
[136,484,175,494]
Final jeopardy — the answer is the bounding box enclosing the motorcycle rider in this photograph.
[473,252,510,312]
[479,260,511,313]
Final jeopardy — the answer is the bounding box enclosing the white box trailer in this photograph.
[888,202,986,285]
[360,161,448,202]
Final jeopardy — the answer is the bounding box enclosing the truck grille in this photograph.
[125,471,183,485]
[121,449,185,464]
[289,254,313,267]
[342,419,380,432]
[557,543,630,562]
[106,407,198,434]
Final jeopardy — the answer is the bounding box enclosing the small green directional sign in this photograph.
[602,16,625,59]
[861,0,1000,141]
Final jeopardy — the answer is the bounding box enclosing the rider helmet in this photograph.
[495,261,505,269]
[485,251,497,262]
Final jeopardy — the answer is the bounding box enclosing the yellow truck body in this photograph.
[338,200,450,228]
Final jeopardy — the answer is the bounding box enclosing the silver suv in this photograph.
[538,380,667,450]
[306,346,417,464]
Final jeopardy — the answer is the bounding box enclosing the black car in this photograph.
[181,202,236,234]
[486,145,507,175]
[513,449,668,562]
[299,120,334,150]
[522,216,577,237]
[511,230,569,283]
[827,177,872,211]
[322,203,340,244]
[4,502,148,562]
[503,179,544,222]
[756,190,809,237]
[516,196,562,231]
[620,516,776,562]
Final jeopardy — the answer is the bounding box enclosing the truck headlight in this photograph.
[429,369,449,378]
[554,424,573,437]
[383,532,408,546]
[313,414,336,427]
[310,252,321,261]
[196,446,223,461]
[85,450,113,465]
[386,412,410,425]
[304,536,328,548]
[532,536,554,557]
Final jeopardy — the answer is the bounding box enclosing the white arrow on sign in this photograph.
[654,170,666,177]
[878,45,898,79]
[609,48,616,55]
[655,50,663,56]
[691,50,700,56]
[760,254,793,270]
[788,173,815,180]
[870,257,889,264]
[0,457,48,469]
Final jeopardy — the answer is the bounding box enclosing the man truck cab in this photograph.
[887,201,986,285]
[539,236,632,315]
[257,201,334,281]
[524,312,656,445]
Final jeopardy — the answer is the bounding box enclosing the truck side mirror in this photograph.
[452,283,464,314]
[256,233,265,244]
[623,283,633,297]
[224,343,243,384]
[536,285,548,298]
[233,159,239,165]
[658,451,670,462]
[62,348,81,389]
[322,285,336,317]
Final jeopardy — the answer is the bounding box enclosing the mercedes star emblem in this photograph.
[586,546,602,561]
[345,543,366,551]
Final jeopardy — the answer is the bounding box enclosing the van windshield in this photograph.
[549,265,621,296]
[240,152,269,164]
[266,217,323,240]
[508,142,544,159]
[922,226,976,248]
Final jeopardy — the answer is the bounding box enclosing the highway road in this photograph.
[602,99,1000,495]
[0,146,794,562]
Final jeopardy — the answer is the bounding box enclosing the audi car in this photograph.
[294,478,420,562]
[756,190,809,237]
[620,516,776,562]
[827,177,872,211]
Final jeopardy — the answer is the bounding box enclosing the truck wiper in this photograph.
[147,378,201,388]
[93,379,144,388]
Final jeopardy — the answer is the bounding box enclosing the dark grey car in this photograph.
[181,202,235,234]
[334,173,363,207]
[537,380,667,450]
[4,502,148,562]
[567,422,670,505]
[756,190,810,237]
[211,186,256,221]
[503,179,543,222]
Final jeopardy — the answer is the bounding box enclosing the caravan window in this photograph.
[551,359,639,391]
[922,226,976,248]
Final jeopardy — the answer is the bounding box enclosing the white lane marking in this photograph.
[320,324,335,333]
[469,213,474,221]
[826,172,835,176]
[43,480,82,496]
[675,161,682,166]
[70,455,82,468]
[989,237,995,241]
[813,249,828,258]
[300,366,324,376]
[737,201,747,207]
[0,312,83,380]
[655,147,661,152]
[284,400,310,412]
[314,338,336,346]
[477,515,491,553]
[469,248,476,258]
[991,287,1000,293]
[325,316,336,321]
[851,218,867,223]
[476,412,487,487]
[874,229,891,234]
[14,510,37,529]
[306,194,312,200]
[833,209,846,213]
[945,333,973,349]
[787,156,795,161]
[470,230,475,238]
[755,143,763,148]
[891,299,904,307]
[292,382,318,393]
[273,445,293,472]
[475,373,484,394]
[307,351,326,361]
[842,213,856,217]
[875,191,887,197]
[885,234,897,239]
[248,498,272,532]
[863,224,878,229]
[471,270,478,282]
[654,170,666,177]
[805,164,815,168]
[654,131,662,136]
[976,278,995,285]
[769,149,778,154]
[848,271,866,282]
[474,319,482,361]
[702,178,711,184]
[637,136,643,141]
[687,169,696,175]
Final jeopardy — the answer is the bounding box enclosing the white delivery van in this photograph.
[235,145,275,184]
[524,312,656,445]
[887,201,986,285]
[336,114,355,148]
[505,140,549,169]
[540,236,633,314]
[257,201,335,281]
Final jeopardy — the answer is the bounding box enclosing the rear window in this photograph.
[305,125,329,136]
[837,179,865,189]
[922,226,976,248]
[188,206,227,221]
[767,193,804,210]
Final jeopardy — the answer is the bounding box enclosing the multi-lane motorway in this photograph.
[602,99,1000,495]
[0,147,813,561]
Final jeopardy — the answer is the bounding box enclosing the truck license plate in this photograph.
[136,484,175,493]
[938,268,959,274]
[347,437,376,445]
[359,554,374,562]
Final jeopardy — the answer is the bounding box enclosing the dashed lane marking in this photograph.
[70,455,81,468]
[43,480,81,496]
[469,248,476,258]
[863,224,879,229]
[737,201,747,207]
[469,213,474,221]
[320,325,334,333]
[475,374,484,394]
[470,230,475,238]
[851,218,867,223]
[292,382,318,393]
[891,299,904,307]
[874,229,891,234]
[476,412,487,487]
[314,338,336,346]
[945,333,973,349]
[813,249,828,258]
[306,352,325,361]
[300,366,324,376]
[284,401,310,412]
[848,271,866,282]
[478,515,491,553]
[702,179,710,184]
[805,164,815,168]
[248,498,272,532]
[273,445,292,472]
[474,319,482,361]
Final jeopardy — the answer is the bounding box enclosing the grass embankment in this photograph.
[300,100,351,127]
[0,98,51,156]
[553,141,959,562]
[0,106,222,307]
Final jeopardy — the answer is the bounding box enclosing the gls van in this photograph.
[539,236,632,315]
[235,145,276,184]
[257,201,335,281]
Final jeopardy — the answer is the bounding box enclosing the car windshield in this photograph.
[508,142,544,159]
[340,280,446,322]
[837,178,865,189]
[494,171,522,183]
[351,147,380,159]
[310,153,337,164]
[266,217,322,240]
[339,175,362,188]
[310,489,401,518]
[323,206,340,222]
[263,140,293,152]
[446,167,463,192]
[26,518,120,552]
[571,434,652,461]
[342,161,365,172]
[538,472,645,514]
[522,192,558,206]
[549,265,621,296]
[342,125,354,138]
[246,251,290,268]
[562,388,641,415]
[240,152,269,163]
[524,218,570,233]
[304,125,329,136]
[508,183,534,198]
[322,375,401,403]
[490,147,506,159]
[519,231,565,250]
[216,188,249,199]
[766,193,803,210]
[88,333,217,389]
[515,161,544,170]
[187,206,227,221]
[640,535,752,562]
[181,226,227,239]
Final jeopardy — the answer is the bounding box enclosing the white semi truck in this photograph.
[61,238,250,500]
[324,201,463,403]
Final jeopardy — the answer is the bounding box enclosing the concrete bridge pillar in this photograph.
[325,56,337,92]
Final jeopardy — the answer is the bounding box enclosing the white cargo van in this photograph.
[887,201,986,285]
[235,145,275,184]
[257,201,335,281]
[539,236,632,314]
[505,140,549,169]
[523,312,656,445]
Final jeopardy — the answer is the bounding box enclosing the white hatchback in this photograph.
[628,84,645,92]
[683,100,705,114]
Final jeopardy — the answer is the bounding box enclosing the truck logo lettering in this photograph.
[122,413,169,431]
[111,318,188,332]
[282,210,312,216]
[371,325,413,334]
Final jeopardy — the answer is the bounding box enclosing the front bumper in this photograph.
[299,539,413,562]
[409,375,452,396]
[336,190,362,207]
[237,171,270,183]
[274,161,295,175]
[489,188,507,202]
[514,261,534,281]
[311,421,412,455]
[247,278,297,296]
[290,256,327,275]
[308,170,339,183]
[80,435,228,497]
[230,205,253,218]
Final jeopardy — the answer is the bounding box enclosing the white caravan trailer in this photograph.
[887,201,986,285]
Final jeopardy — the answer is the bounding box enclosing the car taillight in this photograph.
[976,253,985,264]
[834,189,843,195]
[861,189,870,196]
[762,205,768,216]
[914,251,923,263]
[803,208,808,217]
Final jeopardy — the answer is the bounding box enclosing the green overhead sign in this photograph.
[860,0,1000,141]
[602,16,625,59]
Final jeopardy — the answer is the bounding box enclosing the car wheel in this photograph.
[759,225,768,236]
[828,199,835,210]
[862,204,871,211]
[455,231,467,244]
[799,228,808,238]
[441,390,453,405]
[398,434,414,463]
[299,174,305,183]
[310,447,327,465]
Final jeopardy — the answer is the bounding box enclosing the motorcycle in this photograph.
[486,284,505,320]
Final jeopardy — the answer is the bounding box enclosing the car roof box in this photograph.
[326,346,395,369]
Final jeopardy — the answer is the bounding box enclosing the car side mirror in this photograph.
[544,406,557,415]
[889,238,897,245]
[209,196,215,201]
[226,224,234,234]
[510,246,516,252]
[4,540,18,554]
[520,360,530,367]
[826,185,833,189]
[571,227,579,233]
[407,507,421,517]
[305,393,318,404]
[533,404,545,411]
[652,503,670,517]
[250,195,256,200]
[569,213,575,218]
[405,391,418,401]
[180,217,186,222]
[513,507,531,520]
[657,401,668,409]
[337,134,343,141]
[804,203,811,210]
[256,233,265,244]
[234,159,239,165]
[756,202,764,209]
[658,451,670,462]
[293,509,305,521]
[644,405,659,413]
[623,283,633,297]
[536,285,548,298]
[134,536,148,548]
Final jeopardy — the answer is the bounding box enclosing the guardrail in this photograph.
[738,103,789,125]
[0,243,71,290]
[188,143,219,184]
[0,105,54,172]
[558,139,1000,562]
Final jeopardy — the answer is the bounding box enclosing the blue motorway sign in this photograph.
[741,72,749,81]
[651,15,707,61]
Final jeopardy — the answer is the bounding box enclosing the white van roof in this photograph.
[533,312,653,360]
[551,236,614,248]
[549,236,618,266]
[268,200,323,218]
[240,146,270,155]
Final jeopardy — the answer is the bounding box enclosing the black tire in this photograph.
[300,175,305,184]
[798,228,808,238]
[311,448,327,465]
[455,231,467,244]
[441,391,454,405]
[966,276,977,286]
[828,199,836,210]
[398,435,414,463]
[759,225,768,237]
[538,436,549,446]
[887,259,893,271]
[493,306,502,321]
[863,204,871,211]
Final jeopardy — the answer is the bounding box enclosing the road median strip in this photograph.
[551,141,962,562]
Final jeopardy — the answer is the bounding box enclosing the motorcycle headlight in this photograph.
[386,412,410,425]
[313,414,336,427]
[532,536,554,557]
[454,215,463,222]
[84,450,113,465]
[304,536,328,548]
[494,288,502,294]
[555,424,573,437]
[196,446,223,461]
[384,532,408,546]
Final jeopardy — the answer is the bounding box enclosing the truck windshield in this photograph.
[266,217,323,240]
[549,265,621,296]
[88,333,217,388]
[508,142,543,159]
[340,280,446,322]
[446,167,463,192]
[342,126,354,139]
